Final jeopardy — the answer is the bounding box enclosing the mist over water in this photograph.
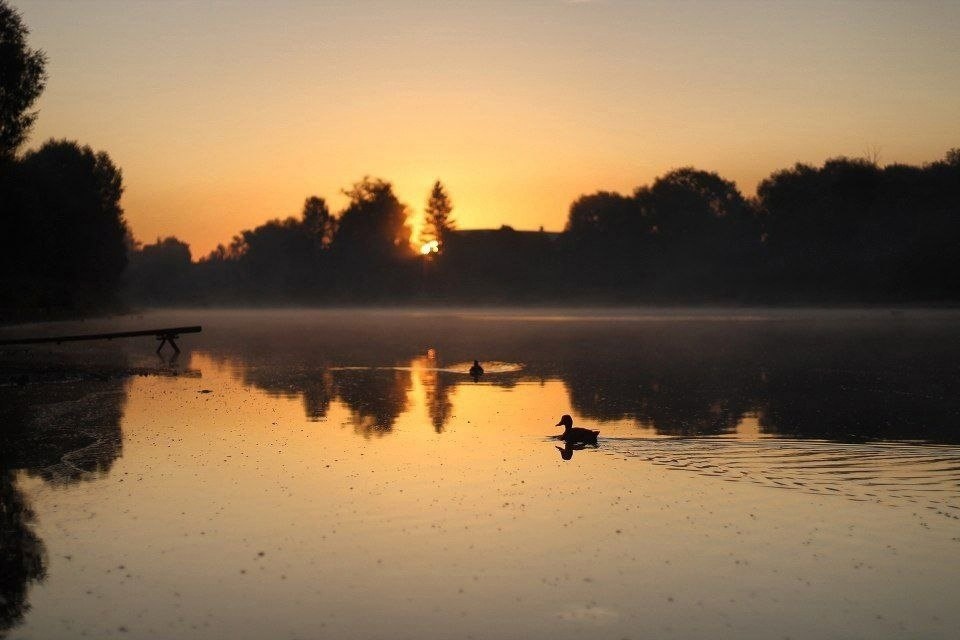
[1,308,959,639]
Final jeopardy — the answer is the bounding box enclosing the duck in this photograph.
[555,414,599,444]
[469,360,484,377]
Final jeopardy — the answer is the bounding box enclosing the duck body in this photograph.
[469,360,484,376]
[555,414,599,444]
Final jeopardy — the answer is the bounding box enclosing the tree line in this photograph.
[2,0,959,319]
[560,155,960,303]
[126,177,445,305]
[126,150,960,307]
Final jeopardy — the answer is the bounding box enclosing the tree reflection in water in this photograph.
[333,367,411,438]
[415,352,454,433]
[190,312,960,444]
[0,353,130,636]
[302,370,335,422]
[0,470,46,636]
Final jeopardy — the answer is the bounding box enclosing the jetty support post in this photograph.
[156,331,182,354]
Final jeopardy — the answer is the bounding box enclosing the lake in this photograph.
[2,308,959,639]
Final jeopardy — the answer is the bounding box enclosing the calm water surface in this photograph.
[2,309,959,639]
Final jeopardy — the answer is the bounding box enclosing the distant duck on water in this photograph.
[555,414,600,444]
[469,360,484,377]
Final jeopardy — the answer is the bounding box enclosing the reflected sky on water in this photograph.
[1,309,959,639]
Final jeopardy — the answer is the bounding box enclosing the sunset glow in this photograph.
[14,0,960,257]
[4,0,960,632]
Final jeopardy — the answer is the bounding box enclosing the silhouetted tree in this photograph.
[0,0,47,162]
[125,236,194,304]
[1,139,128,317]
[114,149,960,307]
[190,197,342,303]
[754,155,959,301]
[332,177,415,298]
[422,180,455,251]
[639,167,760,297]
[565,191,643,237]
[229,217,319,300]
[561,170,760,300]
[301,196,336,250]
[893,150,960,299]
[335,177,412,260]
[563,191,648,293]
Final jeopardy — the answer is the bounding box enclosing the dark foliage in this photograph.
[145,178,421,306]
[758,153,960,301]
[124,236,194,305]
[123,150,960,308]
[12,148,960,315]
[330,177,416,299]
[0,0,47,162]
[335,177,412,262]
[1,140,129,319]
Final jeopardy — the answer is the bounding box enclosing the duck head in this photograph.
[555,414,573,430]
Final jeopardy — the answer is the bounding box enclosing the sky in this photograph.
[15,0,960,258]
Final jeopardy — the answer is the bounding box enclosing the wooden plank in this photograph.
[0,325,202,346]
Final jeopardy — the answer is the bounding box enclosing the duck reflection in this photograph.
[555,441,593,461]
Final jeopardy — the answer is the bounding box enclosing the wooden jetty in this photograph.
[0,325,202,353]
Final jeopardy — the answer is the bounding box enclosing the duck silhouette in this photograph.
[469,360,484,380]
[555,414,599,444]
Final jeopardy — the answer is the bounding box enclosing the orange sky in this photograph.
[16,0,960,258]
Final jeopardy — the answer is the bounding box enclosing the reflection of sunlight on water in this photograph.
[330,362,524,374]
[11,318,960,640]
[175,354,960,519]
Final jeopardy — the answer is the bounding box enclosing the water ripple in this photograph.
[603,438,960,519]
